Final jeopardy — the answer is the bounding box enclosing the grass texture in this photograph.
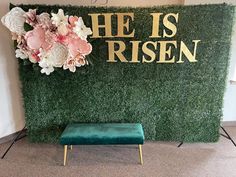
[14,4,235,143]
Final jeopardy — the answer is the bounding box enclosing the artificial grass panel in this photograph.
[15,4,235,143]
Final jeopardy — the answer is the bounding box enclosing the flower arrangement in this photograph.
[1,7,93,75]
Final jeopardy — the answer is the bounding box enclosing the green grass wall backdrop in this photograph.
[15,4,235,143]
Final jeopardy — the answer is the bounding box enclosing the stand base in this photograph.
[1,126,27,159]
[177,126,236,148]
[177,142,183,147]
[220,126,236,147]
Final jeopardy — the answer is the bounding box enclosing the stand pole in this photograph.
[1,126,26,159]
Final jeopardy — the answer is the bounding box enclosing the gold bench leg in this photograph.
[139,144,143,165]
[63,145,68,166]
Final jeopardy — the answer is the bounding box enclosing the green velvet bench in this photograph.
[60,123,145,166]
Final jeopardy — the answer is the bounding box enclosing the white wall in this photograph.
[0,0,235,138]
[0,0,182,138]
[184,0,236,122]
[223,16,236,122]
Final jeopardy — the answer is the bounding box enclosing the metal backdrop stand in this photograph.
[220,126,236,147]
[177,126,236,148]
[177,141,183,147]
[1,126,27,159]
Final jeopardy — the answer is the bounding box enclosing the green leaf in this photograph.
[9,3,16,10]
[14,40,18,49]
[23,59,31,65]
[24,23,34,32]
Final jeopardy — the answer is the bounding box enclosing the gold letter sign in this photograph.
[89,12,200,64]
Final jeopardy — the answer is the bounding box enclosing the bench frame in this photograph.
[63,144,143,166]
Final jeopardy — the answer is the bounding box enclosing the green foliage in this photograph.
[24,23,34,32]
[9,3,16,9]
[16,4,235,143]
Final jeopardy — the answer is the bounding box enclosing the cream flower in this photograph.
[39,59,54,75]
[1,7,26,35]
[58,24,68,35]
[15,49,28,59]
[49,43,68,67]
[51,9,68,27]
[73,17,92,40]
[63,57,77,72]
[11,32,18,40]
[41,66,54,75]
[75,54,88,67]
[38,50,54,75]
[39,43,68,68]
[63,53,88,72]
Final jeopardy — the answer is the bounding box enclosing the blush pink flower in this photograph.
[69,16,79,27]
[29,50,40,63]
[24,9,38,26]
[57,24,69,35]
[63,53,88,72]
[56,34,69,45]
[67,37,92,57]
[63,57,77,72]
[42,31,56,51]
[37,13,53,30]
[25,26,46,50]
[75,53,88,66]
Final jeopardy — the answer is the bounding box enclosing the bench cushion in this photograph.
[60,123,144,145]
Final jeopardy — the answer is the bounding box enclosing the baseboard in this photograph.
[0,129,27,144]
[221,121,236,127]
